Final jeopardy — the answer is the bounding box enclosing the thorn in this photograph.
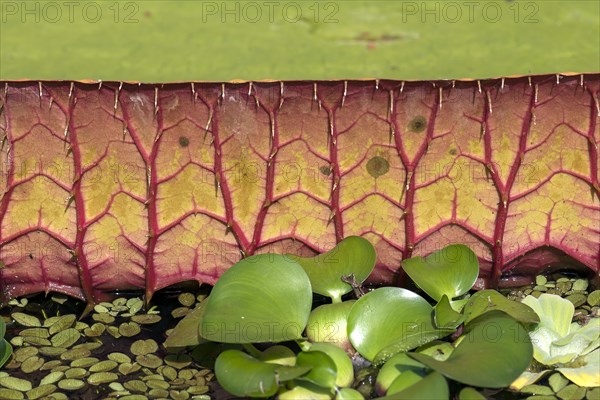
[313,82,318,103]
[4,82,8,98]
[501,78,505,91]
[580,74,584,87]
[532,111,537,126]
[38,81,43,106]
[389,125,395,144]
[477,80,482,93]
[191,82,196,102]
[220,83,225,102]
[224,224,232,236]
[452,80,456,88]
[98,80,102,91]
[64,194,75,212]
[64,116,70,140]
[400,81,404,93]
[214,176,221,197]
[375,79,379,90]
[341,80,347,107]
[48,97,54,110]
[0,134,6,152]
[480,121,486,140]
[439,87,443,109]
[65,146,72,157]
[204,109,213,143]
[329,118,335,146]
[534,84,538,104]
[388,89,394,119]
[556,74,561,84]
[69,82,74,103]
[154,87,159,115]
[122,124,128,141]
[248,81,253,96]
[486,91,492,114]
[593,93,600,117]
[114,82,122,113]
[279,81,284,110]
[528,76,532,87]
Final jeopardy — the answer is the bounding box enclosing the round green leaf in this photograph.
[0,338,13,368]
[200,254,312,343]
[401,244,478,301]
[459,387,486,400]
[376,353,427,396]
[259,345,296,366]
[347,287,452,363]
[296,350,338,389]
[292,236,376,302]
[306,301,355,352]
[380,371,449,400]
[308,343,354,388]
[215,349,309,398]
[337,388,365,400]
[434,294,464,329]
[409,311,533,388]
[462,290,540,326]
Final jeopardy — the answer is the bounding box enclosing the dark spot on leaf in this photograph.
[320,166,332,176]
[366,156,390,178]
[449,148,457,155]
[179,136,190,147]
[408,116,427,133]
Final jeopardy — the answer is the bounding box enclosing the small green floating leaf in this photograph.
[347,287,452,363]
[306,301,355,352]
[378,371,449,400]
[463,290,540,326]
[296,350,337,390]
[215,349,309,398]
[292,236,376,303]
[409,311,533,388]
[434,294,464,329]
[200,254,312,343]
[402,244,478,302]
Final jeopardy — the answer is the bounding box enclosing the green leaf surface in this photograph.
[215,349,310,397]
[463,290,540,326]
[401,244,478,302]
[557,349,600,387]
[306,301,355,352]
[434,295,464,329]
[0,338,12,368]
[409,311,533,388]
[378,371,449,400]
[415,341,454,362]
[376,353,427,396]
[336,388,365,400]
[292,236,376,302]
[307,343,354,388]
[259,345,296,367]
[164,300,208,348]
[347,287,452,363]
[279,381,332,400]
[296,350,338,389]
[200,254,312,343]
[458,387,486,400]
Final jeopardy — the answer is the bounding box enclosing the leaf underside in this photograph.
[0,75,598,304]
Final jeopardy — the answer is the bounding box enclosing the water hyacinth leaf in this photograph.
[0,338,12,368]
[434,295,464,329]
[463,290,539,326]
[410,311,533,388]
[308,343,354,388]
[215,349,309,397]
[259,345,296,366]
[379,371,449,400]
[336,388,366,400]
[306,301,355,352]
[296,350,338,389]
[278,381,332,399]
[401,245,478,302]
[164,300,208,348]
[415,341,454,362]
[292,236,376,302]
[376,353,428,396]
[386,370,425,395]
[458,387,486,400]
[557,349,600,387]
[200,254,312,343]
[347,287,452,363]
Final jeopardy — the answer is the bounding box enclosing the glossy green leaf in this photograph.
[0,317,5,338]
[348,287,452,363]
[458,387,486,400]
[375,353,427,396]
[434,295,464,329]
[415,341,454,361]
[292,236,376,303]
[336,388,365,400]
[306,301,355,352]
[379,371,449,400]
[387,370,425,395]
[463,290,540,326]
[215,349,309,397]
[164,300,208,348]
[409,311,533,388]
[278,381,332,399]
[401,244,478,301]
[510,370,551,391]
[200,254,312,343]
[308,343,354,387]
[259,345,296,366]
[296,350,338,389]
[0,338,12,368]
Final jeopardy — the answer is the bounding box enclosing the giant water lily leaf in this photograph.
[378,371,449,400]
[164,300,208,348]
[200,254,312,343]
[409,311,533,388]
[347,287,452,363]
[1,78,599,307]
[215,349,310,397]
[557,349,600,387]
[401,245,478,302]
[291,236,376,302]
[463,290,540,326]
